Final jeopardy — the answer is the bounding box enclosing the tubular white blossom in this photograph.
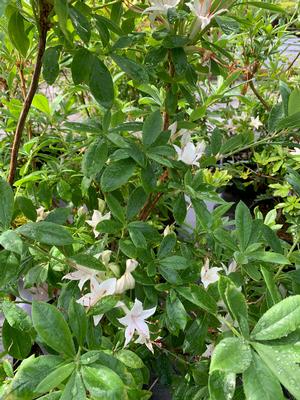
[144,0,181,15]
[115,259,139,294]
[63,264,99,291]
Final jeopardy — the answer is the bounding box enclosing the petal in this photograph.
[126,259,138,273]
[118,315,132,327]
[124,325,135,347]
[77,293,94,307]
[134,319,150,338]
[98,277,116,297]
[131,299,144,316]
[140,306,156,320]
[93,314,103,326]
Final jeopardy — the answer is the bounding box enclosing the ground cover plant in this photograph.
[0,0,300,399]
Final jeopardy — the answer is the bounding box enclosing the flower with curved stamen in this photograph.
[116,259,139,294]
[118,299,156,349]
[86,210,111,238]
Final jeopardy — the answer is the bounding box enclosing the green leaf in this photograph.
[32,94,51,115]
[105,193,125,223]
[276,111,300,130]
[288,89,300,116]
[36,362,75,394]
[15,196,37,221]
[208,371,236,400]
[166,295,188,334]
[0,230,23,255]
[176,284,217,314]
[0,177,14,230]
[89,56,114,109]
[70,7,91,43]
[17,221,73,246]
[127,186,147,219]
[210,337,252,374]
[54,0,69,37]
[0,250,20,286]
[183,314,208,355]
[261,266,282,305]
[43,47,60,85]
[81,365,126,399]
[8,11,29,56]
[101,158,136,192]
[225,283,249,337]
[235,201,252,251]
[250,251,290,265]
[71,48,92,85]
[2,320,32,359]
[236,1,285,12]
[68,299,87,347]
[8,355,64,399]
[251,295,300,340]
[253,342,300,400]
[112,54,149,83]
[243,351,284,400]
[142,110,163,148]
[32,301,76,357]
[157,233,176,259]
[115,349,145,369]
[82,138,108,178]
[2,300,32,331]
[60,370,86,400]
[173,193,187,224]
[262,224,283,254]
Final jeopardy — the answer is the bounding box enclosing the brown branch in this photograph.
[8,0,52,185]
[18,64,33,140]
[249,80,271,112]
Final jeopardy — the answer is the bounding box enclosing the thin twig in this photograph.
[8,0,52,185]
[249,80,271,111]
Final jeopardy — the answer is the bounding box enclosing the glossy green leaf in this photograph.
[235,201,252,251]
[209,371,236,400]
[36,362,75,394]
[210,338,252,373]
[89,56,114,109]
[17,221,73,246]
[60,370,86,400]
[176,284,217,314]
[142,110,163,148]
[43,47,60,85]
[243,351,284,400]
[0,178,14,230]
[32,301,76,357]
[82,138,108,178]
[251,295,300,340]
[2,300,32,331]
[101,158,136,192]
[8,11,29,56]
[70,7,91,43]
[112,54,149,83]
[2,320,32,360]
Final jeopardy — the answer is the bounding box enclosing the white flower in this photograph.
[144,0,180,15]
[63,264,99,291]
[222,260,237,275]
[116,259,139,294]
[168,121,178,137]
[202,343,214,358]
[86,210,111,238]
[218,313,239,332]
[200,259,221,289]
[36,207,49,222]
[163,225,172,236]
[96,250,120,276]
[250,116,263,130]
[290,147,300,156]
[174,134,206,166]
[78,205,88,216]
[187,0,227,36]
[135,333,154,353]
[77,278,116,325]
[118,299,156,350]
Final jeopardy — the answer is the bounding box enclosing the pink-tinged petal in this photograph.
[118,315,132,327]
[134,319,150,338]
[173,144,182,159]
[98,278,116,297]
[78,276,90,291]
[131,299,144,316]
[77,293,94,307]
[140,306,156,320]
[124,325,135,347]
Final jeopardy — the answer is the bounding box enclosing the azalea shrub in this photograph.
[0,0,300,399]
